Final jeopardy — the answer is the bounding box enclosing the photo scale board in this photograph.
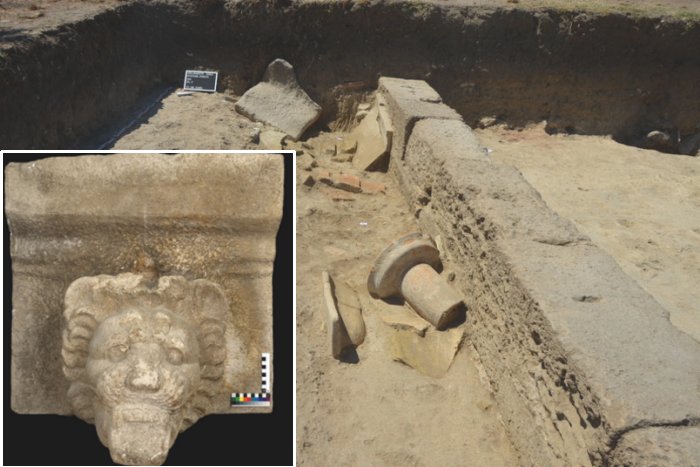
[183,70,218,92]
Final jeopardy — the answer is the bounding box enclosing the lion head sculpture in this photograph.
[61,273,228,465]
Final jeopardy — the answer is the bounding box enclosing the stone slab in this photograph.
[235,59,321,141]
[6,154,284,415]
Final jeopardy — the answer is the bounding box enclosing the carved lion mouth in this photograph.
[107,405,178,465]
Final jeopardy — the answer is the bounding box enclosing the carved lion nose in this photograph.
[126,359,162,392]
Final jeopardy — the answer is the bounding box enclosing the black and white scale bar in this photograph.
[230,352,271,407]
[261,352,270,393]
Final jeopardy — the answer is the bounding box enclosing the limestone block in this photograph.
[377,77,461,161]
[5,154,284,464]
[399,113,700,462]
[235,59,321,140]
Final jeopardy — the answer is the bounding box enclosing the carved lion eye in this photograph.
[167,348,184,365]
[107,344,129,362]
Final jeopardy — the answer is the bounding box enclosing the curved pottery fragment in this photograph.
[62,273,227,465]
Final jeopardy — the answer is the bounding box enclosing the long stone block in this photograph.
[377,77,461,162]
[386,91,700,464]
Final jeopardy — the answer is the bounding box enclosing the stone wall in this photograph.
[379,77,700,466]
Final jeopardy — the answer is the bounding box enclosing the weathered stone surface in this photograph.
[377,77,461,161]
[62,273,228,465]
[6,154,283,423]
[610,426,700,466]
[384,79,700,465]
[235,59,321,140]
[388,325,465,379]
[259,129,287,150]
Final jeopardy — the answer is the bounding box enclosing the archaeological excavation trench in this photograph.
[3,1,700,466]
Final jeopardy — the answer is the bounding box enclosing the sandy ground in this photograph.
[480,124,700,343]
[294,137,517,466]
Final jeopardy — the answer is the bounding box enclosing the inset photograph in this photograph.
[3,152,293,465]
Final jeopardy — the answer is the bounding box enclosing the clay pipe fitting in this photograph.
[367,232,465,330]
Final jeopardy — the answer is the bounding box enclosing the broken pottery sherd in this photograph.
[333,280,366,347]
[235,59,321,140]
[376,303,431,337]
[388,325,465,379]
[322,271,366,359]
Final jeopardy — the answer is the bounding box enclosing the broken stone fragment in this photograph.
[351,96,393,172]
[388,325,465,378]
[235,59,322,140]
[333,280,366,347]
[322,271,365,359]
[340,138,358,154]
[477,116,499,129]
[331,153,354,163]
[302,174,316,187]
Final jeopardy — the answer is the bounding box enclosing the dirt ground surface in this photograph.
[294,136,518,466]
[480,124,700,343]
[0,0,123,45]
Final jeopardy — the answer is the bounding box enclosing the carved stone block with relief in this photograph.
[6,154,283,465]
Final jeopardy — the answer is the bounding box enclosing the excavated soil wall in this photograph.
[1,0,699,148]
